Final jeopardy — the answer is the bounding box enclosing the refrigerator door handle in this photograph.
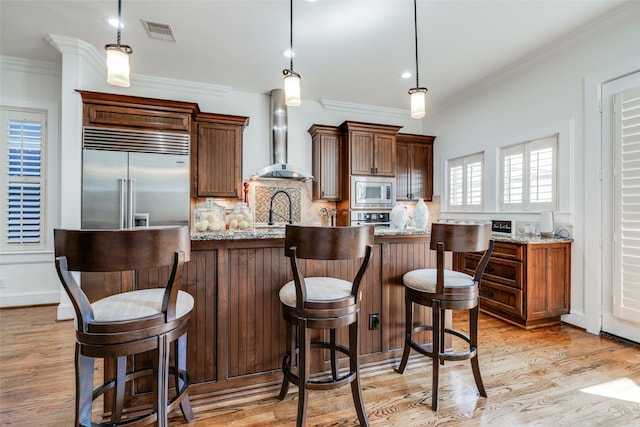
[128,179,136,229]
[120,178,127,229]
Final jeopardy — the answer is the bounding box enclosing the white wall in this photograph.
[423,2,640,331]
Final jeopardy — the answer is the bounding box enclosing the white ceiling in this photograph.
[0,0,631,113]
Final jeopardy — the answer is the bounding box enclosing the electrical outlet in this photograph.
[369,313,380,330]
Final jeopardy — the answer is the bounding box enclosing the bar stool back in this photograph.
[54,226,195,427]
[398,222,494,410]
[277,225,374,426]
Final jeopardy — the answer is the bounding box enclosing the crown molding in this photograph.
[320,99,409,120]
[45,33,105,77]
[0,55,60,77]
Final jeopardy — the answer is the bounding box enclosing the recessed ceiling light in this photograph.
[282,49,295,58]
[107,17,123,29]
[401,71,412,79]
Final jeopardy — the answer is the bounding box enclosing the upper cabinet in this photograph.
[194,113,249,199]
[78,90,196,133]
[339,121,402,177]
[396,133,435,201]
[308,124,342,201]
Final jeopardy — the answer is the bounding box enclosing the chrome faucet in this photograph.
[268,190,294,225]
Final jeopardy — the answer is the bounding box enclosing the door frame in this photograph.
[584,59,640,336]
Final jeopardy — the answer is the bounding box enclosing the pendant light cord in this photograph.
[289,0,294,71]
[413,0,419,88]
[116,0,122,46]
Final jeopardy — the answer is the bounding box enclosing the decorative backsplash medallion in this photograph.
[255,185,302,224]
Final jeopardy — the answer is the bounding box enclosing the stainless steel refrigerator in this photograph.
[80,126,190,299]
[81,126,190,230]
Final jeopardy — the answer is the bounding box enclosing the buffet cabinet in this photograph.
[454,240,571,329]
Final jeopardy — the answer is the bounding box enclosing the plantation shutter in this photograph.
[448,159,463,209]
[1,109,46,249]
[613,85,640,322]
[466,153,483,207]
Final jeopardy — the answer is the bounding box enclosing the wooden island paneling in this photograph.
[185,233,437,402]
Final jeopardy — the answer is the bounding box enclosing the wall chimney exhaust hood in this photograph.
[251,89,313,182]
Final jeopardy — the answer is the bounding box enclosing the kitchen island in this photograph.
[184,227,437,403]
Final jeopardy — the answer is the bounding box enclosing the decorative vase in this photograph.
[390,204,408,229]
[413,198,429,229]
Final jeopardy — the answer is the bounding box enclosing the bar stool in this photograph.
[397,222,494,410]
[54,226,195,427]
[277,225,374,426]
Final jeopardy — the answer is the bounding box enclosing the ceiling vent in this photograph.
[141,19,176,42]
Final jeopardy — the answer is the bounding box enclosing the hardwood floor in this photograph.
[1,305,638,426]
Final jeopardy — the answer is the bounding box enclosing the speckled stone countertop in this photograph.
[191,226,432,241]
[190,227,573,243]
[491,234,573,244]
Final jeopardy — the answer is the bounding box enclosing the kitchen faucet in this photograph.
[268,190,294,225]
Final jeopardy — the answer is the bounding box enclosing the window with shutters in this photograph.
[499,134,557,211]
[446,152,484,211]
[1,108,47,251]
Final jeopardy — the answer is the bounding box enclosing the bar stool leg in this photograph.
[76,346,94,427]
[175,333,195,421]
[278,322,293,400]
[330,329,339,381]
[296,319,310,427]
[469,305,486,397]
[398,292,413,373]
[432,299,441,411]
[111,356,126,422]
[349,316,369,427]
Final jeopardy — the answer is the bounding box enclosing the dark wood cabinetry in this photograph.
[454,240,571,329]
[339,121,402,177]
[308,124,341,201]
[79,90,196,133]
[194,113,249,199]
[396,133,435,201]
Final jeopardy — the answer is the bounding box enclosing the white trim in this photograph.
[584,59,640,335]
[57,302,75,321]
[0,290,60,307]
[320,98,409,119]
[0,56,60,77]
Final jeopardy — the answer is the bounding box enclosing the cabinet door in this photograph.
[410,142,432,201]
[396,142,411,200]
[312,132,341,200]
[373,134,395,176]
[350,131,375,175]
[197,123,242,198]
[526,243,571,320]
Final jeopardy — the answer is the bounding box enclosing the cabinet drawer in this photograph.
[480,281,523,317]
[458,253,524,289]
[491,242,525,260]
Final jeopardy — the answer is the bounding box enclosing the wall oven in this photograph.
[350,176,396,210]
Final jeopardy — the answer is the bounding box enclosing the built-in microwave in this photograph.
[350,176,395,210]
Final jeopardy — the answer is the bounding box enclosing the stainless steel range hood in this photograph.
[251,89,313,182]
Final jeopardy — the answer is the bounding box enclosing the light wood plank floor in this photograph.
[1,305,639,426]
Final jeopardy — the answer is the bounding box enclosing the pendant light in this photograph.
[283,0,301,106]
[409,0,427,119]
[105,0,133,87]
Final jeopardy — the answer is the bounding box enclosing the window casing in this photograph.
[447,152,484,211]
[1,108,47,251]
[499,134,557,211]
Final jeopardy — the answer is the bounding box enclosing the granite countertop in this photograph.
[191,227,572,244]
[191,226,432,241]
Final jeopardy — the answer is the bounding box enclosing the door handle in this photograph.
[119,178,126,229]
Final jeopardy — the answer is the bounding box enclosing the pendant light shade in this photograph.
[408,0,428,119]
[105,45,132,87]
[283,0,301,106]
[409,87,427,119]
[283,70,301,106]
[105,0,133,87]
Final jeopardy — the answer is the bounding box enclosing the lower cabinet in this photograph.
[185,234,436,400]
[454,240,571,329]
